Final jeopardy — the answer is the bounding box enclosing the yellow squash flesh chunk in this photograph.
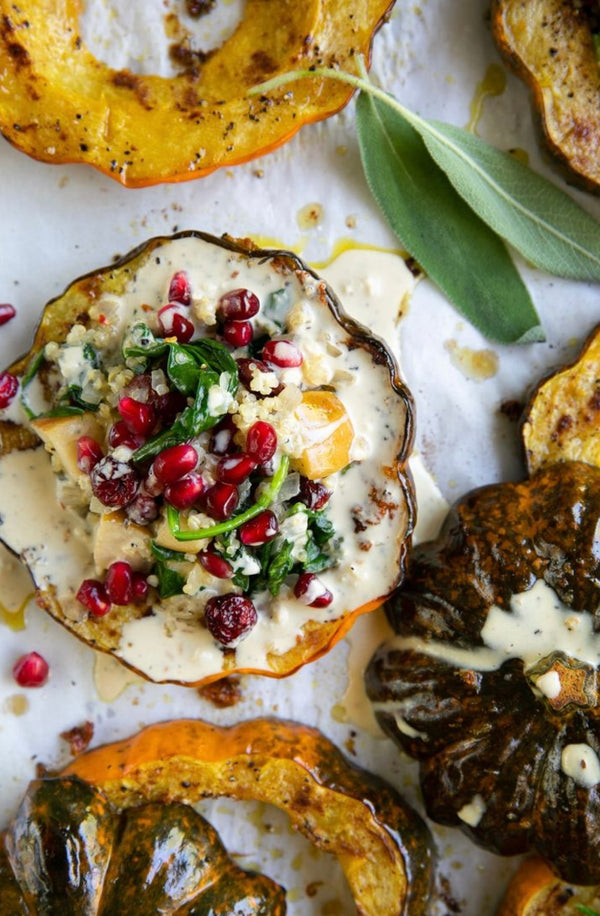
[292,390,354,480]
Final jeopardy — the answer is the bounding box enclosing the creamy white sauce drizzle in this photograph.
[388,579,600,674]
[457,795,486,827]
[561,744,600,788]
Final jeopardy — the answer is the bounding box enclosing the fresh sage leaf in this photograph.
[252,63,600,343]
[414,119,600,282]
[355,92,543,344]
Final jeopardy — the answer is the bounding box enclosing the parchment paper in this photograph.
[1,1,600,912]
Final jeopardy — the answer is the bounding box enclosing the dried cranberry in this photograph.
[76,436,104,473]
[0,303,16,326]
[216,453,257,485]
[0,371,18,409]
[203,482,239,520]
[126,492,159,525]
[12,651,49,687]
[246,421,277,464]
[76,579,112,617]
[90,456,139,508]
[299,477,332,511]
[218,288,260,321]
[205,594,257,646]
[239,510,279,546]
[118,396,156,437]
[105,561,134,605]
[262,339,303,368]
[223,320,253,348]
[153,443,198,487]
[236,358,283,397]
[165,472,206,509]
[294,572,333,608]
[199,549,234,579]
[168,270,192,306]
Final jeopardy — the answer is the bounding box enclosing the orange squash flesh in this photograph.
[61,717,435,916]
[496,856,600,915]
[0,0,395,187]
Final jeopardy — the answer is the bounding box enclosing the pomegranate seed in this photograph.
[165,472,206,509]
[199,549,234,579]
[246,421,277,464]
[132,573,149,603]
[90,456,139,508]
[76,579,111,617]
[216,453,257,485]
[205,594,257,646]
[105,561,134,605]
[118,396,156,437]
[126,492,159,525]
[239,510,279,546]
[108,420,145,450]
[203,482,239,520]
[155,390,187,425]
[218,288,260,321]
[153,443,198,486]
[210,415,237,455]
[168,270,192,306]
[0,303,16,326]
[76,436,104,473]
[13,651,49,687]
[158,305,194,342]
[294,572,333,608]
[0,371,18,409]
[262,339,303,368]
[223,320,253,348]
[299,478,332,511]
[236,358,283,397]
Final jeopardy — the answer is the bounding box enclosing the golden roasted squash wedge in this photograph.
[56,718,435,916]
[0,0,394,187]
[492,0,600,192]
[522,323,600,473]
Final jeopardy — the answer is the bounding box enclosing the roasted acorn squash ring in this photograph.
[0,231,414,687]
[0,0,394,187]
[0,719,435,916]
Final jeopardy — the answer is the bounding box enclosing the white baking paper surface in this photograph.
[1,1,600,913]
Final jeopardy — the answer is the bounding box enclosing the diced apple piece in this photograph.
[93,511,151,574]
[31,412,105,484]
[153,514,208,555]
[292,390,354,480]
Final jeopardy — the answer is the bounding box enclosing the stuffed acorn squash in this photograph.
[492,0,600,192]
[0,718,436,916]
[0,232,414,686]
[0,0,395,187]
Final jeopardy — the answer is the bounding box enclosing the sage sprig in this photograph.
[251,62,600,344]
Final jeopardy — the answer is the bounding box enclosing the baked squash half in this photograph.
[0,718,436,916]
[0,231,414,686]
[0,0,395,187]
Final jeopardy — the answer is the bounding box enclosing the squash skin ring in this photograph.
[56,717,436,916]
[0,231,415,687]
[0,0,395,187]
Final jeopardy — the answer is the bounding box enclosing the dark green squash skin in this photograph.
[366,460,600,886]
[0,777,286,914]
